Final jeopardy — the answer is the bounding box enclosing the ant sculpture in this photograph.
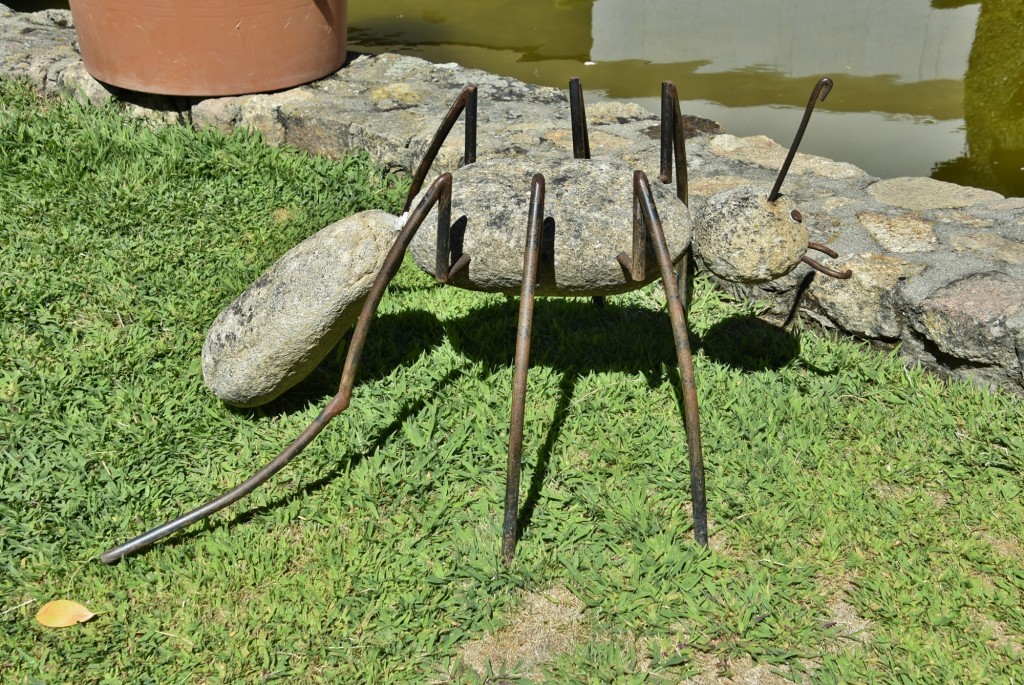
[101,77,850,565]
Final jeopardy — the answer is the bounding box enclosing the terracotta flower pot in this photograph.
[68,0,348,97]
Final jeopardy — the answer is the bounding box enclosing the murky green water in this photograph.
[347,0,1024,197]
[11,0,1024,196]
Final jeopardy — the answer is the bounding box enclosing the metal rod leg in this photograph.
[569,78,602,309]
[658,81,688,207]
[633,171,708,546]
[568,77,591,160]
[101,174,458,564]
[404,85,478,212]
[656,81,693,292]
[502,174,546,564]
[676,249,694,314]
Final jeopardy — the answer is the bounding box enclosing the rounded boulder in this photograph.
[202,210,400,407]
[694,185,808,284]
[408,157,692,296]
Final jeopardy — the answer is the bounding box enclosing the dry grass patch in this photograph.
[825,598,871,647]
[457,585,585,679]
[872,483,914,501]
[271,207,295,222]
[871,483,951,510]
[984,534,1024,561]
[677,604,868,685]
[927,489,952,509]
[683,652,793,685]
[706,520,734,556]
[968,609,1023,655]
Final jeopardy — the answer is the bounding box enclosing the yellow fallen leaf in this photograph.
[35,600,96,628]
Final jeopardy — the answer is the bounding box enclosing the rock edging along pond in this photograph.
[3,6,1023,395]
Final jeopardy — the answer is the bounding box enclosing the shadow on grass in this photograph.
[442,298,809,540]
[446,297,682,379]
[225,309,447,420]
[216,365,470,535]
[700,314,801,373]
[164,297,806,555]
[444,296,714,541]
[138,309,449,554]
[160,298,686,555]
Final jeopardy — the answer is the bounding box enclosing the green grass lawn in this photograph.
[2,80,1023,684]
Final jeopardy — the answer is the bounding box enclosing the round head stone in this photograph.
[694,184,809,284]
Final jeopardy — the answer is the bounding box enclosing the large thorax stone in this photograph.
[408,157,692,296]
[202,210,400,407]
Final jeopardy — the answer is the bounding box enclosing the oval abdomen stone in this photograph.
[202,210,400,407]
[407,157,692,296]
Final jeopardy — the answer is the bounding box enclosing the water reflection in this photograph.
[583,0,976,186]
[933,0,1024,197]
[349,0,593,62]
[591,0,975,85]
[348,0,1023,196]
[7,0,1023,195]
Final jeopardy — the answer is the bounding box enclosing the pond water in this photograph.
[346,0,1024,197]
[10,0,1024,196]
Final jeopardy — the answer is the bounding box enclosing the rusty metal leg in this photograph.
[101,174,459,564]
[658,81,688,207]
[768,77,832,202]
[676,249,694,314]
[569,78,604,308]
[568,77,591,160]
[404,85,478,212]
[656,81,692,295]
[502,173,546,564]
[634,170,708,546]
[615,172,650,280]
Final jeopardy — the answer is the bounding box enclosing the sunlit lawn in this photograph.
[2,80,1022,684]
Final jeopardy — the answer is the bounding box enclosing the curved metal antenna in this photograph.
[804,242,853,279]
[768,77,833,202]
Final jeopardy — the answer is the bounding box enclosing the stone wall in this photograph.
[3,6,1022,395]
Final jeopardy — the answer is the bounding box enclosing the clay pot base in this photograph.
[69,0,348,97]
